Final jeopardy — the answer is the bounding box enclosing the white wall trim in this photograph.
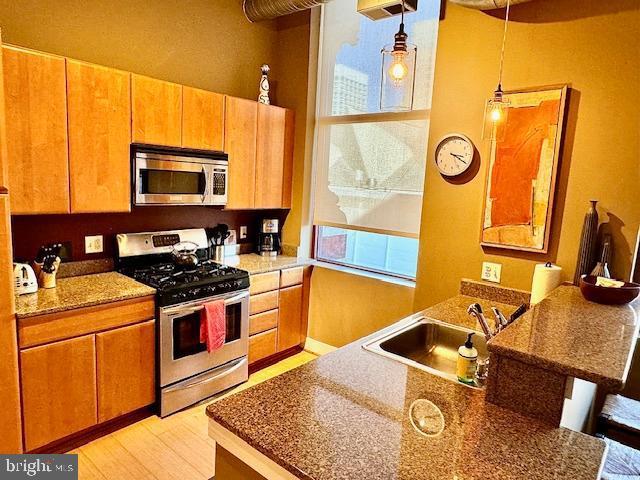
[304,337,337,356]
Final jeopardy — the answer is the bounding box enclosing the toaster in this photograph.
[13,263,38,295]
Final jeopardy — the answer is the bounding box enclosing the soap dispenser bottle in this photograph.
[456,332,478,385]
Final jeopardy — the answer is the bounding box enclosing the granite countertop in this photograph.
[422,294,518,331]
[15,272,156,318]
[488,285,640,391]
[207,311,606,479]
[223,254,311,275]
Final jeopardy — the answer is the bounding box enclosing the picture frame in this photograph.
[480,84,568,253]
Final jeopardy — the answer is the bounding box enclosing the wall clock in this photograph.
[435,134,475,177]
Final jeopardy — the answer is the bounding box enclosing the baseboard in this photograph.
[248,346,303,374]
[303,337,337,356]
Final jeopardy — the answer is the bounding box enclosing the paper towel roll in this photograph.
[530,262,563,305]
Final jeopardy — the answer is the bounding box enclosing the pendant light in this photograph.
[380,1,417,112]
[483,0,511,139]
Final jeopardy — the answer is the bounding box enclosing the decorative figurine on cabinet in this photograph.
[258,64,270,105]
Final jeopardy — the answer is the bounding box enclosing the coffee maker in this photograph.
[258,219,281,257]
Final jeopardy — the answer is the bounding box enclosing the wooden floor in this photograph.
[69,351,318,479]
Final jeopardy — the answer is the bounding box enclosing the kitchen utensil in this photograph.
[509,304,528,323]
[579,275,640,305]
[590,262,611,278]
[574,200,599,284]
[172,241,200,268]
[13,263,38,295]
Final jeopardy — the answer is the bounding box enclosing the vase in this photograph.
[574,200,599,284]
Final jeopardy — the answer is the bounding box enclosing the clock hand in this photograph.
[450,153,468,164]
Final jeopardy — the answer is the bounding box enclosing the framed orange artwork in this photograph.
[480,85,568,253]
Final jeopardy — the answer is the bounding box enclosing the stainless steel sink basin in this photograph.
[362,317,488,389]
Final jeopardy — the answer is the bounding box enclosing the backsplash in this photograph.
[11,207,288,263]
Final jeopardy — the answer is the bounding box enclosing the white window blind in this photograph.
[313,0,440,239]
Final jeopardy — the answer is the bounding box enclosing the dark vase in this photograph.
[574,200,599,284]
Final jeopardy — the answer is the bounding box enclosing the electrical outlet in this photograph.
[85,235,104,254]
[481,262,502,283]
[239,226,248,240]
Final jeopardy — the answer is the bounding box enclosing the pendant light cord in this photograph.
[497,0,511,89]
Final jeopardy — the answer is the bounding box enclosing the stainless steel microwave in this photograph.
[133,145,228,206]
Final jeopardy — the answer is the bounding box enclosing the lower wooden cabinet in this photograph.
[278,285,303,352]
[248,328,277,364]
[21,335,97,451]
[96,320,155,423]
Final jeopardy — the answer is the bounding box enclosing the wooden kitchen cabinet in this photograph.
[224,96,257,209]
[0,32,8,192]
[255,104,286,208]
[132,74,182,146]
[249,309,278,336]
[67,60,131,213]
[278,285,304,352]
[182,86,224,150]
[248,328,277,364]
[281,109,295,208]
[2,46,69,214]
[21,335,97,451]
[96,320,155,423]
[0,194,22,453]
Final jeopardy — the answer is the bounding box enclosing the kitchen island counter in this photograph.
[207,311,606,480]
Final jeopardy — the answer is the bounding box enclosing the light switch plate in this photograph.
[239,226,248,240]
[85,235,104,254]
[481,262,502,283]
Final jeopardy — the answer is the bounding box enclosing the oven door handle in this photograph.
[162,291,249,316]
[163,357,247,393]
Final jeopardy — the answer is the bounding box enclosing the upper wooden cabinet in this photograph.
[182,86,224,151]
[0,35,8,193]
[132,74,182,147]
[3,46,69,214]
[21,334,97,451]
[255,104,286,209]
[282,109,295,209]
[225,96,257,209]
[67,60,131,213]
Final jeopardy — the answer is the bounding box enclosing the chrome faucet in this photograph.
[467,302,528,340]
[467,303,494,341]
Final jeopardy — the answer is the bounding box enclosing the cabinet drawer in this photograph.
[249,271,280,295]
[249,290,279,315]
[280,267,303,288]
[248,328,277,364]
[18,296,155,348]
[249,309,278,336]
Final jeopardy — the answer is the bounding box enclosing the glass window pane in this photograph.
[321,0,440,116]
[316,226,418,278]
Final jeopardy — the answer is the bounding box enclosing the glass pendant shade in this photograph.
[380,43,417,111]
[482,88,510,140]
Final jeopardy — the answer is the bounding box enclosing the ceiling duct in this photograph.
[448,0,534,10]
[243,0,332,22]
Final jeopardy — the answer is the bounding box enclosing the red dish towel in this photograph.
[199,300,226,353]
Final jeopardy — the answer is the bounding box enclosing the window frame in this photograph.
[311,0,438,280]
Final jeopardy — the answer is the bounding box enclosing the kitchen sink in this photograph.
[362,317,488,389]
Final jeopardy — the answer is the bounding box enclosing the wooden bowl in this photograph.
[579,275,640,305]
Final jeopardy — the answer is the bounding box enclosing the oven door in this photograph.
[135,157,211,205]
[159,290,249,387]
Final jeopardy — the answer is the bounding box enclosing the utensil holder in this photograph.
[213,246,225,263]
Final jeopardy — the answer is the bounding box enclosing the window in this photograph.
[313,0,440,278]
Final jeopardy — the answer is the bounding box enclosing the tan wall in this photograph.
[414,0,640,309]
[0,0,282,100]
[308,267,415,347]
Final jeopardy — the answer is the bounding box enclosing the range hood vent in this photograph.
[449,0,535,10]
[357,0,417,20]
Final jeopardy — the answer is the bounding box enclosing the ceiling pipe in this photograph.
[243,0,332,22]
[448,0,534,9]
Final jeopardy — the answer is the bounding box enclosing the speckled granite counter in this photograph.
[15,272,155,318]
[222,254,311,275]
[488,285,640,391]
[207,317,606,480]
[422,294,518,331]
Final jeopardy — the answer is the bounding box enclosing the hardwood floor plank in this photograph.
[154,424,215,478]
[69,449,108,480]
[80,434,154,480]
[112,423,206,480]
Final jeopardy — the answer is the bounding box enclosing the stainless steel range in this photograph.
[116,228,249,417]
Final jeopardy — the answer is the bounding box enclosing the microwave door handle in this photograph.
[201,166,207,204]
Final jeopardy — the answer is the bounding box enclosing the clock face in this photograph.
[435,134,474,177]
